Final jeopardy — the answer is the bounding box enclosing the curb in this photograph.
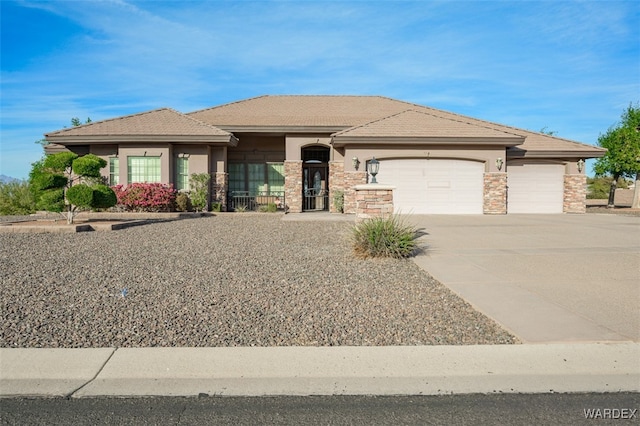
[1,343,638,398]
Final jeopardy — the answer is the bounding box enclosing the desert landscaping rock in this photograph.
[1,214,517,348]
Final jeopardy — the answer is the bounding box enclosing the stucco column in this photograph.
[354,184,395,222]
[284,160,303,213]
[563,174,587,213]
[483,172,507,214]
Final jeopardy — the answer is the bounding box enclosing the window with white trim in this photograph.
[176,157,189,191]
[127,156,161,183]
[109,157,119,185]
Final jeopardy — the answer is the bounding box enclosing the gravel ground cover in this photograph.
[1,214,517,348]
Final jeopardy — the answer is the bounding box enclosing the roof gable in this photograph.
[46,108,235,144]
[332,109,525,142]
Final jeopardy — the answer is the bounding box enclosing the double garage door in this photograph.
[375,159,565,214]
[376,159,484,214]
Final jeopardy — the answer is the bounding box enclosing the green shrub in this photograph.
[189,173,211,211]
[332,189,344,213]
[37,188,65,212]
[72,154,106,178]
[175,192,193,212]
[587,176,629,199]
[0,181,36,215]
[234,204,247,212]
[258,202,277,213]
[66,184,94,208]
[352,215,419,259]
[92,185,117,209]
[211,202,222,212]
[32,173,68,191]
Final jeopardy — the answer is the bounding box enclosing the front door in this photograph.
[303,164,329,211]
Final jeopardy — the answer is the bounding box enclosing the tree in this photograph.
[539,127,558,136]
[594,104,640,208]
[35,117,92,146]
[29,152,116,224]
[189,173,211,211]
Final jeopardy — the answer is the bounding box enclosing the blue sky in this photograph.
[1,0,638,179]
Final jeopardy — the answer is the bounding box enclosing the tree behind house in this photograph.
[594,104,640,208]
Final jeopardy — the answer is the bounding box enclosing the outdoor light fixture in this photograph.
[495,157,504,171]
[368,157,380,184]
[352,156,360,170]
[577,159,585,173]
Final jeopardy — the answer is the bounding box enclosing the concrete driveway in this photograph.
[406,214,640,343]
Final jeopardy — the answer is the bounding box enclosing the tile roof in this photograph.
[188,95,416,127]
[188,95,605,155]
[332,109,524,141]
[46,108,232,138]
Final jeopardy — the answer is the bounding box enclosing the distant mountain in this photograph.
[0,174,20,184]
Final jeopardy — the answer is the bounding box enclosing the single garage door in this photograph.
[376,159,484,214]
[507,163,564,213]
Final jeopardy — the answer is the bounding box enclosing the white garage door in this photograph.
[376,159,484,214]
[508,163,564,213]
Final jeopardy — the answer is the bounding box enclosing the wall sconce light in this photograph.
[495,158,504,171]
[368,157,380,184]
[577,159,584,173]
[352,156,360,170]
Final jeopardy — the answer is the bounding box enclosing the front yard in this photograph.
[0,214,517,347]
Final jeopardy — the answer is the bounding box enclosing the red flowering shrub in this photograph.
[112,183,176,212]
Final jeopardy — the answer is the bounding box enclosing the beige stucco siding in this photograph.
[343,145,508,173]
[229,134,285,162]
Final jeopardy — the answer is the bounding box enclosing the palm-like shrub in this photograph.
[352,215,419,259]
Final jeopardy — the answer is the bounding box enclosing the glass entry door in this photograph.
[303,163,328,211]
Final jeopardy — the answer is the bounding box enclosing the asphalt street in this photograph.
[2,393,639,425]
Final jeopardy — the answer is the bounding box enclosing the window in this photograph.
[228,163,245,193]
[228,162,284,195]
[267,163,285,193]
[176,157,189,191]
[127,156,161,183]
[109,157,119,185]
[248,163,266,194]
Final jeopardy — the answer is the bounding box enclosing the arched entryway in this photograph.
[302,146,330,211]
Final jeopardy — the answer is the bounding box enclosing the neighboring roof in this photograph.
[332,109,525,146]
[45,108,237,145]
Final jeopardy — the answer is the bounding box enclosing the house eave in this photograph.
[331,136,525,147]
[216,125,349,134]
[507,149,607,159]
[45,135,239,147]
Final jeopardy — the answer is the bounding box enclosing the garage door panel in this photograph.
[377,159,483,214]
[508,163,563,213]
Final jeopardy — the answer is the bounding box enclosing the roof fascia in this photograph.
[46,135,238,146]
[217,125,349,134]
[507,149,606,159]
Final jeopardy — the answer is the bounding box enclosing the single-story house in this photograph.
[44,95,606,214]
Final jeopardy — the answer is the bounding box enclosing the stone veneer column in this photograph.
[354,184,395,222]
[214,172,228,212]
[563,174,587,213]
[284,160,303,213]
[343,171,368,214]
[328,161,345,213]
[483,172,507,214]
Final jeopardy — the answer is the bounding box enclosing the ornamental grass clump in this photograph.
[352,215,419,259]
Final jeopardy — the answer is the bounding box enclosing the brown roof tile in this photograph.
[333,109,524,140]
[46,108,232,138]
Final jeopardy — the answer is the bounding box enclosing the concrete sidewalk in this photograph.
[1,344,638,398]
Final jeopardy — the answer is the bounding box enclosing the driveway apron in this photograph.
[407,214,640,343]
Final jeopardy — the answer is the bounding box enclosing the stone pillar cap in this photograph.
[354,184,396,190]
